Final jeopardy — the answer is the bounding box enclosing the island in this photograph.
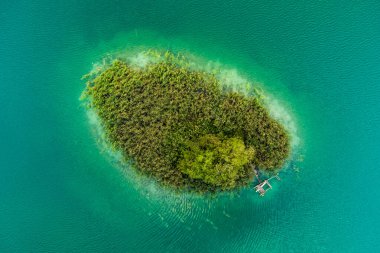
[82,51,290,192]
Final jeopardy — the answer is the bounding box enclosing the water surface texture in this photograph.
[1,1,380,252]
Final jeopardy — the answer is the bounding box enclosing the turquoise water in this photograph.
[1,1,380,252]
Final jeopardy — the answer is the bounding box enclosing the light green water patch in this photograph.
[62,29,305,227]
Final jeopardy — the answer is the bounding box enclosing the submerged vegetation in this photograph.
[82,51,290,192]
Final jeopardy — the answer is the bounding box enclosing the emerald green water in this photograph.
[1,1,380,252]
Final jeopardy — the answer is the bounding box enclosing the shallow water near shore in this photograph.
[1,1,380,252]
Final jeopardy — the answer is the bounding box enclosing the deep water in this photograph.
[1,1,380,252]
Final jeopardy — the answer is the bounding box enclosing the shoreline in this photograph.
[81,47,302,194]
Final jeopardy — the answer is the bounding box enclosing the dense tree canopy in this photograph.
[178,134,255,189]
[83,51,290,192]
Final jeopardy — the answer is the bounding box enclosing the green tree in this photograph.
[178,134,255,189]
